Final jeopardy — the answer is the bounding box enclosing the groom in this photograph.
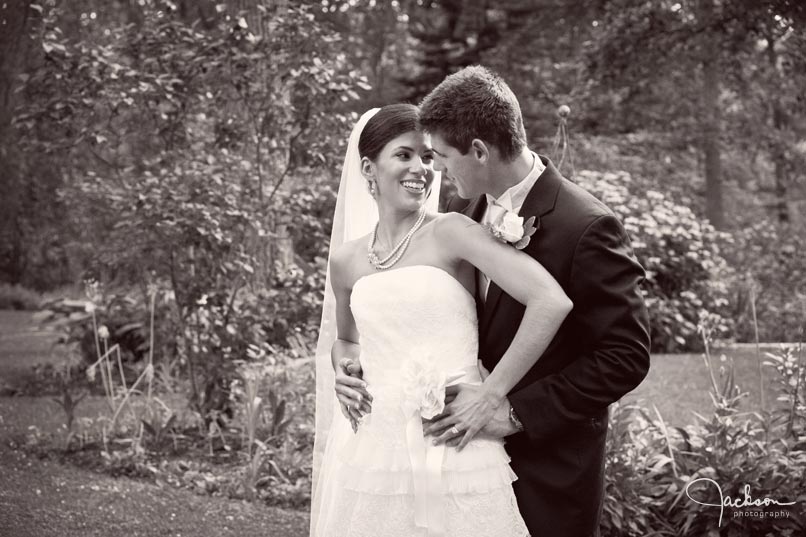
[419,66,651,537]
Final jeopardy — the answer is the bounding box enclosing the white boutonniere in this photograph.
[485,210,539,250]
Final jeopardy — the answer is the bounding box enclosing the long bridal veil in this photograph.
[310,108,441,535]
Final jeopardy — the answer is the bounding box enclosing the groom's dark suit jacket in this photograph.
[448,156,651,537]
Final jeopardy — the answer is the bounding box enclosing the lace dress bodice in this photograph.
[351,265,479,389]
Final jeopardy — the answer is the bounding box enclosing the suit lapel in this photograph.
[461,194,488,222]
[480,156,563,334]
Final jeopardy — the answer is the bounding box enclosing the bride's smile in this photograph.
[400,178,426,194]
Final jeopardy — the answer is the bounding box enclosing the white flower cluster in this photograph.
[492,212,526,243]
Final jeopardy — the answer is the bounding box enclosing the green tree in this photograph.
[398,0,504,101]
[480,0,604,138]
[13,0,364,418]
[0,1,43,285]
[587,0,806,229]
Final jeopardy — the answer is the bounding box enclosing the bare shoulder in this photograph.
[432,212,478,239]
[329,235,369,287]
[329,239,357,272]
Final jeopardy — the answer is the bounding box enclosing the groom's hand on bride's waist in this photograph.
[422,384,517,450]
[335,358,373,431]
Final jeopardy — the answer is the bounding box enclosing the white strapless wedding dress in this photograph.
[312,265,529,537]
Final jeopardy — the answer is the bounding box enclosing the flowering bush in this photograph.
[574,171,733,352]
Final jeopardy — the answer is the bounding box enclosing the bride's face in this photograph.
[365,131,436,212]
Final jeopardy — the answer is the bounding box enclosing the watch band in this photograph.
[508,401,524,432]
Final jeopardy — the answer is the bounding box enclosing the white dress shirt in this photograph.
[479,152,545,300]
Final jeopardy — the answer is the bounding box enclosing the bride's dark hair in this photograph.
[358,104,419,161]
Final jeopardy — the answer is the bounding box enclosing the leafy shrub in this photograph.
[39,290,165,367]
[601,344,806,537]
[231,353,316,506]
[25,351,318,508]
[764,346,806,448]
[0,283,42,310]
[574,170,733,352]
[726,222,806,344]
[602,407,805,536]
[601,403,664,536]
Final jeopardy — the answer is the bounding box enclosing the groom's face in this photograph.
[430,133,485,199]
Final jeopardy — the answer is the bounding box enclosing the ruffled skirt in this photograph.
[311,388,529,537]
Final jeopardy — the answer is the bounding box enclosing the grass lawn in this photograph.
[624,344,801,426]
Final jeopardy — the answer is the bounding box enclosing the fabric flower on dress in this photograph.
[400,355,450,420]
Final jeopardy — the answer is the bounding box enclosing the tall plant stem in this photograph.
[701,329,720,396]
[147,290,155,404]
[750,282,765,410]
[169,247,200,411]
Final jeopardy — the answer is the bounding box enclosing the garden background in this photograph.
[1,1,805,535]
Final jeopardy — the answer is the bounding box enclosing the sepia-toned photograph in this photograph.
[1,1,805,535]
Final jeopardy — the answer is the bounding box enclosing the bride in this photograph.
[310,104,572,537]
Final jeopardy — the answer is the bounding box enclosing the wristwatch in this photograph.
[508,400,524,432]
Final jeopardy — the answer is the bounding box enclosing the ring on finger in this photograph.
[449,425,460,436]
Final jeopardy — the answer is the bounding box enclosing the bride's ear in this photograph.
[360,157,375,180]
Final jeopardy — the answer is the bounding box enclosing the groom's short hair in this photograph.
[418,66,527,161]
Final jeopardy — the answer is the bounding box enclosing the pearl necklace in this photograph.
[367,208,426,270]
